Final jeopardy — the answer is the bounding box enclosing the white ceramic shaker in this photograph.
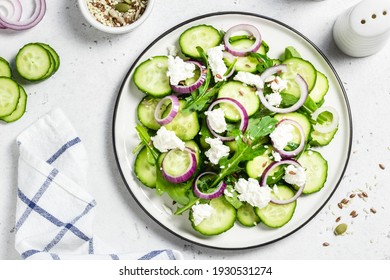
[333,0,390,57]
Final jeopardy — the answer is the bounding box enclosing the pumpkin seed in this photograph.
[334,223,348,235]
[115,3,131,13]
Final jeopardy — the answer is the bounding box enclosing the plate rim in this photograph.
[112,11,353,250]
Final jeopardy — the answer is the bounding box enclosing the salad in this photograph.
[131,23,339,236]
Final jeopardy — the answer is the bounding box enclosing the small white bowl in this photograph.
[78,0,154,34]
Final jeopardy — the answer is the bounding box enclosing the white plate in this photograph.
[112,12,352,249]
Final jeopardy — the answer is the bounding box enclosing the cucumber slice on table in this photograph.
[0,77,20,117]
[1,86,27,123]
[179,24,222,59]
[217,81,260,121]
[255,185,296,228]
[190,196,237,236]
[0,57,12,78]
[38,43,60,72]
[133,56,172,97]
[16,43,53,81]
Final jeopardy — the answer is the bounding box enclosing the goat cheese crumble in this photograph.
[207,45,228,82]
[204,137,230,165]
[269,122,294,151]
[234,178,272,209]
[191,203,214,226]
[205,108,227,133]
[150,127,185,153]
[233,71,264,89]
[284,164,306,187]
[265,92,282,107]
[167,55,195,86]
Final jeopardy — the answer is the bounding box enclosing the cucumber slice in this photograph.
[190,196,237,236]
[246,150,273,179]
[217,81,260,121]
[223,40,267,73]
[280,57,317,96]
[274,112,312,142]
[133,56,172,97]
[0,77,20,117]
[163,100,200,141]
[179,24,222,59]
[38,43,60,72]
[1,86,27,122]
[137,96,162,130]
[184,140,200,163]
[297,150,328,194]
[134,146,157,188]
[162,149,192,178]
[309,71,329,104]
[255,185,296,228]
[310,127,338,147]
[237,202,261,227]
[0,57,11,78]
[16,43,52,81]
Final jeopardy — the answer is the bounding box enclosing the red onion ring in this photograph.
[162,148,197,184]
[258,74,308,113]
[224,24,262,57]
[0,0,22,28]
[206,97,248,142]
[193,172,227,199]
[312,106,339,134]
[170,60,206,94]
[154,95,180,125]
[260,64,288,81]
[260,159,305,205]
[0,0,46,30]
[272,119,306,158]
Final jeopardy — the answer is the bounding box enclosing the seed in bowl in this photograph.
[87,0,148,27]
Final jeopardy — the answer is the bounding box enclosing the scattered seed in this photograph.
[349,193,356,199]
[337,203,343,209]
[322,242,330,247]
[341,198,349,205]
[335,216,341,223]
[370,207,377,214]
[216,74,222,79]
[358,193,364,198]
[362,192,368,198]
[334,223,348,235]
[379,163,385,170]
[350,210,358,218]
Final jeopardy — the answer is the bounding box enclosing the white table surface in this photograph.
[1,0,390,260]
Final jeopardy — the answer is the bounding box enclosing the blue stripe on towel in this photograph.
[138,250,176,260]
[21,249,40,259]
[43,200,96,252]
[15,168,59,232]
[17,189,92,241]
[110,254,119,260]
[46,137,81,164]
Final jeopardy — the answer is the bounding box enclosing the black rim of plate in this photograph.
[112,11,353,250]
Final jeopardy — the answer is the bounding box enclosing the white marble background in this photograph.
[1,0,389,260]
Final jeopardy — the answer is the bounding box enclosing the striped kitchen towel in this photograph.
[14,108,182,260]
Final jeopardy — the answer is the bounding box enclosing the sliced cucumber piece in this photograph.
[1,86,27,123]
[237,202,261,227]
[309,71,329,104]
[137,96,161,130]
[246,150,272,179]
[162,149,192,178]
[0,57,11,78]
[298,150,328,194]
[223,39,267,73]
[163,100,200,141]
[38,43,60,72]
[134,146,157,188]
[274,112,312,142]
[190,196,237,236]
[310,127,338,147]
[217,81,260,121]
[179,24,222,59]
[0,77,20,117]
[255,185,296,228]
[280,57,317,96]
[16,43,52,81]
[133,56,172,97]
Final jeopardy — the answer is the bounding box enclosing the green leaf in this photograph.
[135,124,159,161]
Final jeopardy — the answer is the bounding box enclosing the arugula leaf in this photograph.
[249,52,274,73]
[135,124,159,161]
[184,80,224,112]
[211,116,277,188]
